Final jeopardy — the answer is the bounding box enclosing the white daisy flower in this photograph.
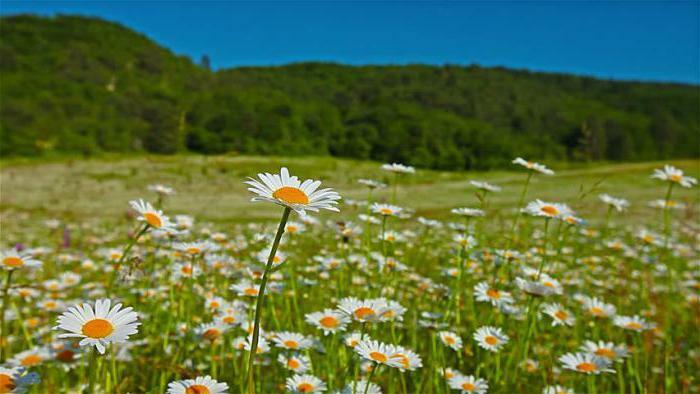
[167,375,228,394]
[55,299,140,354]
[358,179,387,189]
[558,352,614,374]
[1,249,42,271]
[381,163,415,174]
[8,347,51,368]
[651,165,697,188]
[286,374,327,393]
[448,374,489,393]
[451,207,485,217]
[542,303,576,327]
[338,297,389,323]
[305,309,349,335]
[354,340,402,369]
[470,180,501,192]
[438,331,463,351]
[581,297,616,318]
[245,167,341,215]
[523,200,572,219]
[474,326,509,352]
[474,282,514,307]
[613,315,651,332]
[542,385,575,394]
[273,332,313,350]
[340,380,382,394]
[370,203,403,217]
[512,157,554,175]
[129,199,176,231]
[580,340,629,362]
[278,354,311,374]
[599,194,630,212]
[148,184,175,196]
[388,346,423,371]
[0,366,40,393]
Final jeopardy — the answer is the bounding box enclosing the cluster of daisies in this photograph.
[0,161,696,393]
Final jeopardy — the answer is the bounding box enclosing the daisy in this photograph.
[515,277,561,297]
[0,367,39,393]
[512,157,554,175]
[245,167,341,214]
[55,299,140,354]
[599,194,630,212]
[148,184,175,196]
[582,297,616,319]
[378,299,407,322]
[558,352,614,374]
[338,297,388,323]
[470,180,501,192]
[256,248,286,268]
[613,315,651,332]
[358,179,387,189]
[580,340,629,362]
[651,165,697,188]
[474,282,513,307]
[355,340,402,368]
[9,347,51,368]
[451,207,485,217]
[648,199,685,210]
[438,331,463,351]
[370,203,403,217]
[231,281,260,297]
[305,309,349,335]
[171,262,201,280]
[285,374,327,393]
[542,303,576,327]
[285,221,306,234]
[453,234,477,249]
[129,199,176,230]
[448,374,489,394]
[523,200,572,219]
[343,332,365,348]
[474,326,509,352]
[196,322,228,341]
[273,332,313,350]
[1,249,42,271]
[167,375,228,394]
[174,241,216,256]
[278,354,311,374]
[381,163,415,174]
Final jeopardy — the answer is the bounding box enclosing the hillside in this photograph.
[1,14,698,169]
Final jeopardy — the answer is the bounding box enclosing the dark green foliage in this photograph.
[1,15,698,169]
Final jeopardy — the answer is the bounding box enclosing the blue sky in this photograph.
[2,1,698,84]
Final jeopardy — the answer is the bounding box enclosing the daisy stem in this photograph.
[535,218,550,280]
[246,206,290,394]
[509,170,533,246]
[0,269,14,362]
[363,363,379,394]
[111,223,149,288]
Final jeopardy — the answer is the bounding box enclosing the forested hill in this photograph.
[1,15,698,169]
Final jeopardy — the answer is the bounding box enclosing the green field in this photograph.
[1,156,697,232]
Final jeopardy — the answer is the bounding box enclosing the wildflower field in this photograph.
[0,156,698,394]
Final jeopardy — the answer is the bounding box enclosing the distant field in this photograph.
[1,156,697,234]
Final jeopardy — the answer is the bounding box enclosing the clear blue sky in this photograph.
[1,1,698,84]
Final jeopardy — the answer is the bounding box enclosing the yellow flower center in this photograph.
[272,187,309,204]
[223,316,236,324]
[486,289,500,299]
[595,348,616,358]
[541,205,559,216]
[354,307,375,320]
[461,382,476,391]
[0,373,15,394]
[555,310,568,320]
[203,328,220,341]
[589,307,603,316]
[21,354,42,366]
[576,362,597,372]
[297,383,314,393]
[669,174,682,182]
[283,340,299,349]
[484,336,499,345]
[244,288,259,296]
[185,385,210,394]
[143,212,162,228]
[625,322,642,330]
[379,208,393,215]
[82,318,114,339]
[369,351,387,363]
[319,316,339,328]
[444,336,456,345]
[2,257,23,267]
[187,247,201,255]
[287,359,300,369]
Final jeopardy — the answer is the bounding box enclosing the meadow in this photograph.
[0,155,698,393]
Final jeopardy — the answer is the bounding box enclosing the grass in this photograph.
[0,155,698,393]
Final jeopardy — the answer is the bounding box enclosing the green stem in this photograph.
[0,270,14,362]
[246,207,291,394]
